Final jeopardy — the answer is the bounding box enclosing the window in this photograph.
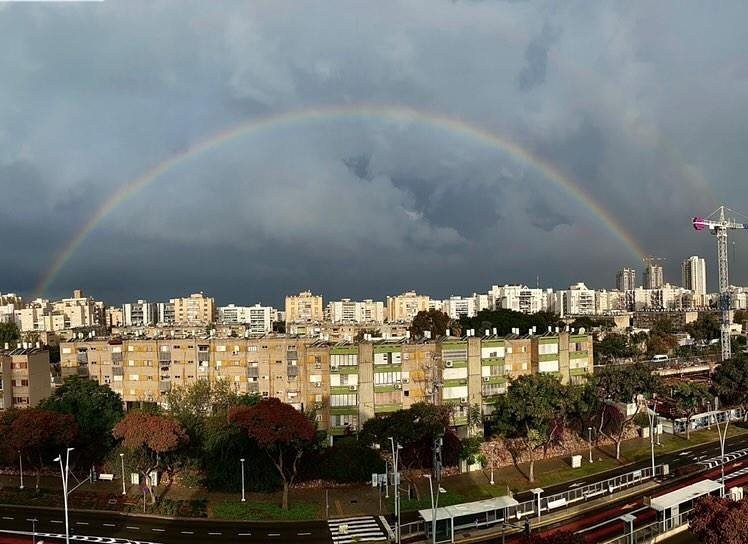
[330,394,357,407]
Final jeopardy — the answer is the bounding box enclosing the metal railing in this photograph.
[599,509,692,544]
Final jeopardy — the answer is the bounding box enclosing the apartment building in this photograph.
[327,299,385,324]
[0,293,23,324]
[285,291,324,323]
[106,307,124,328]
[441,296,476,319]
[616,268,637,291]
[123,300,157,326]
[173,293,215,325]
[218,304,274,334]
[157,301,175,324]
[0,346,51,410]
[60,331,593,435]
[644,265,664,290]
[682,256,707,307]
[558,283,596,316]
[488,285,554,314]
[14,291,103,333]
[386,291,430,322]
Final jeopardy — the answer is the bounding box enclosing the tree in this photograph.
[671,382,710,439]
[712,355,748,420]
[409,309,453,339]
[4,409,78,489]
[40,376,124,464]
[228,398,316,510]
[595,364,661,459]
[460,309,559,338]
[691,495,748,544]
[685,313,721,343]
[112,412,188,504]
[354,328,381,342]
[0,322,20,348]
[494,374,568,482]
[594,333,636,362]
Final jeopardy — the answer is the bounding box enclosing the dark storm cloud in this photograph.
[517,22,560,92]
[1,0,748,303]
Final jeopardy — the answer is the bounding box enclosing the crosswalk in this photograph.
[328,516,388,544]
[697,448,748,469]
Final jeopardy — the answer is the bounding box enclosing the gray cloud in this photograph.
[1,0,748,304]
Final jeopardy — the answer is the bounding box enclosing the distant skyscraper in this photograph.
[682,256,707,305]
[643,264,664,289]
[616,268,637,291]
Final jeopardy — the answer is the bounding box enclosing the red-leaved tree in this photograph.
[112,412,188,503]
[5,408,78,489]
[691,495,748,544]
[229,398,316,510]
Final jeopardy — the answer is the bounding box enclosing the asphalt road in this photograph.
[0,506,333,544]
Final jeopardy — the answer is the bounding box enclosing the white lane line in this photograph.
[181,531,195,535]
[1,517,13,520]
[125,526,140,530]
[152,528,165,532]
[208,532,222,536]
[238,532,252,536]
[268,534,280,537]
[51,520,63,524]
[75,522,89,525]
[103,523,116,527]
[298,532,312,536]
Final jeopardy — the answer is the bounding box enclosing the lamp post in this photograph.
[30,518,37,544]
[587,427,593,463]
[715,410,730,496]
[18,450,24,490]
[706,401,712,430]
[240,458,246,502]
[423,474,438,544]
[389,437,402,544]
[647,402,658,479]
[53,447,74,544]
[120,453,126,495]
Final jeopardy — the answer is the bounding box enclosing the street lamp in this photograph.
[53,447,74,544]
[240,458,246,502]
[389,437,403,544]
[715,410,730,496]
[120,453,126,495]
[30,518,37,544]
[587,427,593,463]
[706,401,712,430]
[647,402,658,479]
[18,450,24,490]
[423,474,446,544]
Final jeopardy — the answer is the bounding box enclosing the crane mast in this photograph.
[692,206,748,361]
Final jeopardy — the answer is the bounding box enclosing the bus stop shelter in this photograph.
[419,495,519,543]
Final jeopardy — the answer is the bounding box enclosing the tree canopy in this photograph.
[0,322,20,348]
[40,376,124,464]
[409,309,455,339]
[671,382,710,439]
[691,495,748,544]
[712,355,748,419]
[460,309,559,338]
[229,397,316,510]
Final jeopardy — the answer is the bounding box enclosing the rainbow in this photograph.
[35,104,646,297]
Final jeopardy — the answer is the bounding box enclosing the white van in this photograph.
[651,354,669,363]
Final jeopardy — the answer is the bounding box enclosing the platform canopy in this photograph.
[419,495,519,522]
[649,479,722,512]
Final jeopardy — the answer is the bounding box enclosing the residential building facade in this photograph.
[682,256,707,306]
[173,293,215,325]
[616,268,637,291]
[285,291,324,323]
[386,291,430,322]
[0,346,51,410]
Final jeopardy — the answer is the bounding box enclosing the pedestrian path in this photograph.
[328,515,388,544]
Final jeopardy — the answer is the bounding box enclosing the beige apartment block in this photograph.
[0,347,51,410]
[386,291,430,322]
[285,291,324,323]
[173,293,216,325]
[59,332,593,436]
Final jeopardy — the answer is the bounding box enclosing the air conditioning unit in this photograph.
[483,376,490,382]
[331,365,339,371]
[460,397,468,404]
[394,383,402,390]
[445,361,454,368]
[349,385,358,391]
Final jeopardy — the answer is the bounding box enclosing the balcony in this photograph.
[76,352,88,365]
[159,382,171,393]
[198,352,210,363]
[287,366,299,378]
[247,367,259,379]
[112,367,124,377]
[159,352,171,363]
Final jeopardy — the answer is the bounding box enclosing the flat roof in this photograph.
[419,495,519,522]
[650,479,722,511]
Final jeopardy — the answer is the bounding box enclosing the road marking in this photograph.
[125,526,140,530]
[298,532,312,536]
[181,531,194,535]
[268,533,280,537]
[208,532,222,536]
[152,528,165,532]
[1,517,13,520]
[238,532,252,536]
[569,481,586,488]
[75,522,89,525]
[103,523,116,527]
[51,520,63,524]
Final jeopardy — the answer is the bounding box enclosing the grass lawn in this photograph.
[211,499,320,521]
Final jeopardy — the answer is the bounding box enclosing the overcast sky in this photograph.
[2,1,748,306]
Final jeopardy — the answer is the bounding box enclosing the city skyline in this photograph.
[2,2,748,305]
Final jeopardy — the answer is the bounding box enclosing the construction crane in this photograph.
[692,206,748,361]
